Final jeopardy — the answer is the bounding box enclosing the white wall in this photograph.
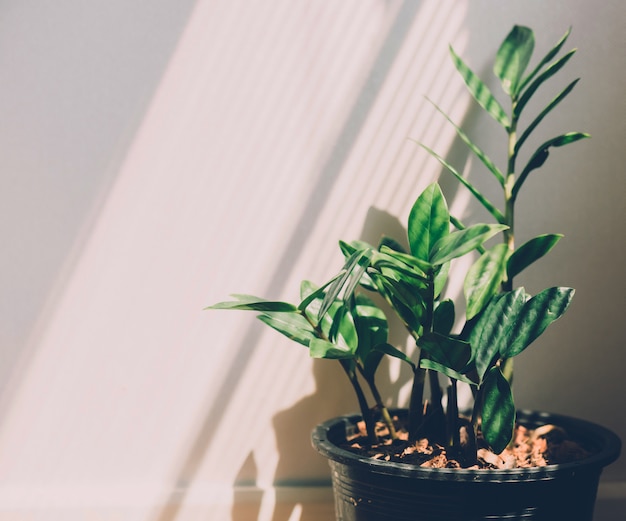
[0,0,624,520]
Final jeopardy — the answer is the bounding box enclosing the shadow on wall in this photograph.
[151,2,424,521]
[266,208,413,521]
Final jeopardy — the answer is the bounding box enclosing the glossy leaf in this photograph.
[517,27,571,93]
[494,25,534,96]
[408,183,449,262]
[257,312,316,347]
[515,49,576,119]
[507,234,563,280]
[420,359,476,386]
[481,366,515,453]
[417,144,506,224]
[208,294,297,312]
[465,243,510,320]
[470,289,528,382]
[376,247,430,277]
[514,132,589,198]
[449,45,510,128]
[500,286,575,358]
[429,224,508,266]
[417,332,471,373]
[427,100,505,186]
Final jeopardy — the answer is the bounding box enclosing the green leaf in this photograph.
[408,183,449,262]
[418,332,471,373]
[449,45,511,128]
[465,243,510,320]
[322,302,359,352]
[514,49,576,119]
[515,79,580,154]
[507,234,563,280]
[318,248,372,320]
[500,286,575,358]
[374,343,415,371]
[481,366,515,453]
[517,27,571,93]
[298,276,343,313]
[207,294,297,313]
[429,223,508,266]
[513,132,589,198]
[353,294,389,372]
[416,143,506,223]
[309,338,354,359]
[370,272,425,335]
[257,312,316,347]
[426,100,505,186]
[433,298,455,336]
[494,25,535,96]
[470,289,528,382]
[376,247,430,277]
[420,359,476,385]
[433,261,450,298]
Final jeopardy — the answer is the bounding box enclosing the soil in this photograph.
[344,417,591,469]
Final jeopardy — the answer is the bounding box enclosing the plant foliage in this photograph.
[208,25,585,463]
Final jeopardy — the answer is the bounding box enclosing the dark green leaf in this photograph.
[494,25,535,96]
[207,294,297,313]
[449,45,511,128]
[418,332,471,372]
[429,224,508,266]
[433,298,455,336]
[500,286,575,358]
[465,244,510,320]
[470,289,528,382]
[481,366,515,453]
[370,272,424,335]
[507,234,563,280]
[408,183,449,262]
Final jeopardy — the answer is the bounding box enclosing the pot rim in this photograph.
[311,409,621,483]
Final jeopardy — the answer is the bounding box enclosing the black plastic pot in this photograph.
[312,410,621,521]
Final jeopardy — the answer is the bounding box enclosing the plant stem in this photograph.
[341,360,377,444]
[362,372,398,440]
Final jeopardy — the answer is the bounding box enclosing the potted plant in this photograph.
[208,25,620,520]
